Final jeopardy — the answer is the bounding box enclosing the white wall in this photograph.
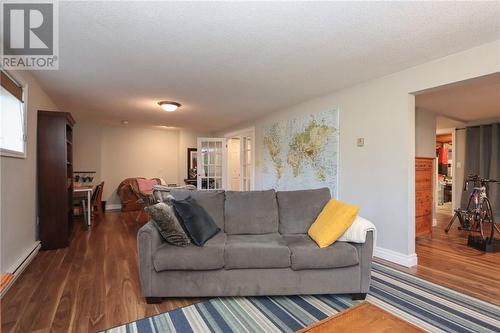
[73,120,103,183]
[437,116,466,130]
[101,126,179,205]
[73,122,207,206]
[415,108,437,158]
[219,40,500,266]
[0,71,59,272]
[415,108,437,223]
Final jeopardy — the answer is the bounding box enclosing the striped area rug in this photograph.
[369,262,500,333]
[104,295,356,333]
[103,263,500,333]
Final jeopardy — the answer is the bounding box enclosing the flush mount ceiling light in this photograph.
[158,101,181,112]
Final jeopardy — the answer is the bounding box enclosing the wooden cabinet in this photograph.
[415,157,434,237]
[37,111,75,249]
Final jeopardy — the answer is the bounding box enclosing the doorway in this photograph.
[228,137,241,190]
[196,127,255,191]
[409,74,500,305]
[225,127,255,191]
[197,137,226,190]
[435,131,454,217]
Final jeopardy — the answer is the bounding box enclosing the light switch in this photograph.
[357,138,365,147]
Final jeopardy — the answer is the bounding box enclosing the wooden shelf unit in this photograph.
[415,157,434,237]
[37,111,75,250]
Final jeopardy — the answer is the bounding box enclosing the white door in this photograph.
[224,128,255,191]
[228,138,241,190]
[241,135,253,191]
[197,137,226,190]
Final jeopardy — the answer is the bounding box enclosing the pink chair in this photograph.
[132,178,160,222]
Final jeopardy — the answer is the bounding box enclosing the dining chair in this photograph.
[82,181,105,226]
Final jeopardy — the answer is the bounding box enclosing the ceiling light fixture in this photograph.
[158,101,181,112]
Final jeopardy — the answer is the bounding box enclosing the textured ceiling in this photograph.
[416,73,500,122]
[31,1,500,131]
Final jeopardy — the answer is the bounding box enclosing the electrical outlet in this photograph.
[357,138,365,147]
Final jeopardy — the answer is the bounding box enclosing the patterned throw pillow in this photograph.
[152,185,172,203]
[145,202,190,247]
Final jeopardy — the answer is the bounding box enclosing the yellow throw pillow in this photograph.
[308,199,359,248]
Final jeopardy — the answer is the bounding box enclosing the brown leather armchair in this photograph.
[117,178,160,211]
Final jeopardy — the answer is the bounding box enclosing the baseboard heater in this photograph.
[0,242,41,299]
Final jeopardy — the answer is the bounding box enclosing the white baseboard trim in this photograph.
[1,241,41,299]
[105,203,122,211]
[374,246,418,268]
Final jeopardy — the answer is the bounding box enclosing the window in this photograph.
[1,71,26,157]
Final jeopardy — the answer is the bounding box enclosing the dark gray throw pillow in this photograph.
[172,196,220,246]
[145,202,190,247]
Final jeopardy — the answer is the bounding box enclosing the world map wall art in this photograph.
[261,109,339,196]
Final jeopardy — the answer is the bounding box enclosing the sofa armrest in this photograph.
[351,230,374,293]
[137,221,164,296]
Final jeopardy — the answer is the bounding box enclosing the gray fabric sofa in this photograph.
[137,188,374,304]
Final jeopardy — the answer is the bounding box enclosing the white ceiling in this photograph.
[416,73,500,123]
[31,1,500,131]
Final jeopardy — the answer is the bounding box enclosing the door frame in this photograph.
[196,137,227,190]
[224,127,255,191]
[435,128,457,221]
[227,137,242,191]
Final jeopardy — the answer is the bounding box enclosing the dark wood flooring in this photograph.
[1,212,200,333]
[2,207,499,332]
[376,203,500,306]
[297,302,425,333]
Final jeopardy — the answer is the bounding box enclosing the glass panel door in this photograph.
[241,135,253,191]
[197,137,226,190]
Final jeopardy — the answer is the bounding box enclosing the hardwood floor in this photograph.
[376,203,500,306]
[1,212,200,333]
[2,207,499,332]
[297,302,425,333]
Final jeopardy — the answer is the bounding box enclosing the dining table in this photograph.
[74,185,93,227]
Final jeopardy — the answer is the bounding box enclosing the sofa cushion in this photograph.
[225,234,290,269]
[277,188,331,234]
[170,190,225,229]
[283,234,359,270]
[153,233,226,271]
[225,190,279,234]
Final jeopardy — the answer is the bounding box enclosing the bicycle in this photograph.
[445,175,500,245]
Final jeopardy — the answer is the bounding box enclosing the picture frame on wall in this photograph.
[187,148,198,180]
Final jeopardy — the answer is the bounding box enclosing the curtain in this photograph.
[461,123,500,218]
